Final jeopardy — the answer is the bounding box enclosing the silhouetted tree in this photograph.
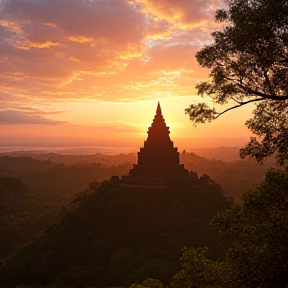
[186,0,288,166]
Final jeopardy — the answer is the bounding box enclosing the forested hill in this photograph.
[0,155,132,206]
[0,178,230,287]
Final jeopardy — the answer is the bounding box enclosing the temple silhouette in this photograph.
[129,102,188,178]
[111,102,192,186]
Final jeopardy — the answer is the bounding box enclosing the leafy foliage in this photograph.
[171,247,222,288]
[213,169,288,284]
[186,0,288,166]
[171,170,288,287]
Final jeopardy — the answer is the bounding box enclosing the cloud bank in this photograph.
[0,0,223,106]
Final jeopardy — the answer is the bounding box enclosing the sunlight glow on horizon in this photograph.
[0,0,254,151]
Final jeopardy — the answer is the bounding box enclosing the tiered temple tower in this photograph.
[129,102,188,178]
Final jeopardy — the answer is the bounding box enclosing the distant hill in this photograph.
[0,151,137,166]
[0,155,133,206]
[1,146,278,164]
[189,147,241,162]
[0,178,229,287]
[0,146,248,163]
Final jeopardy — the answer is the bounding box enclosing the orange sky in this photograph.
[0,0,254,151]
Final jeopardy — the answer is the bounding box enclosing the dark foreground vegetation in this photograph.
[0,176,229,286]
[171,170,288,288]
[0,177,59,260]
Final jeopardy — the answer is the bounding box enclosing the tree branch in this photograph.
[214,98,265,119]
[236,83,288,100]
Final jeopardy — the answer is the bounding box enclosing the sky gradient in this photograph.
[0,0,254,151]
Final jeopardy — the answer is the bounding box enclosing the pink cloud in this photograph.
[0,0,223,104]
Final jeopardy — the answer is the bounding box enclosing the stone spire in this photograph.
[156,101,162,116]
[146,102,171,145]
[129,102,188,178]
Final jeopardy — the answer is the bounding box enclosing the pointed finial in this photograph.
[156,101,162,116]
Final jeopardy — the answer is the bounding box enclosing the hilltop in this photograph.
[0,177,229,287]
